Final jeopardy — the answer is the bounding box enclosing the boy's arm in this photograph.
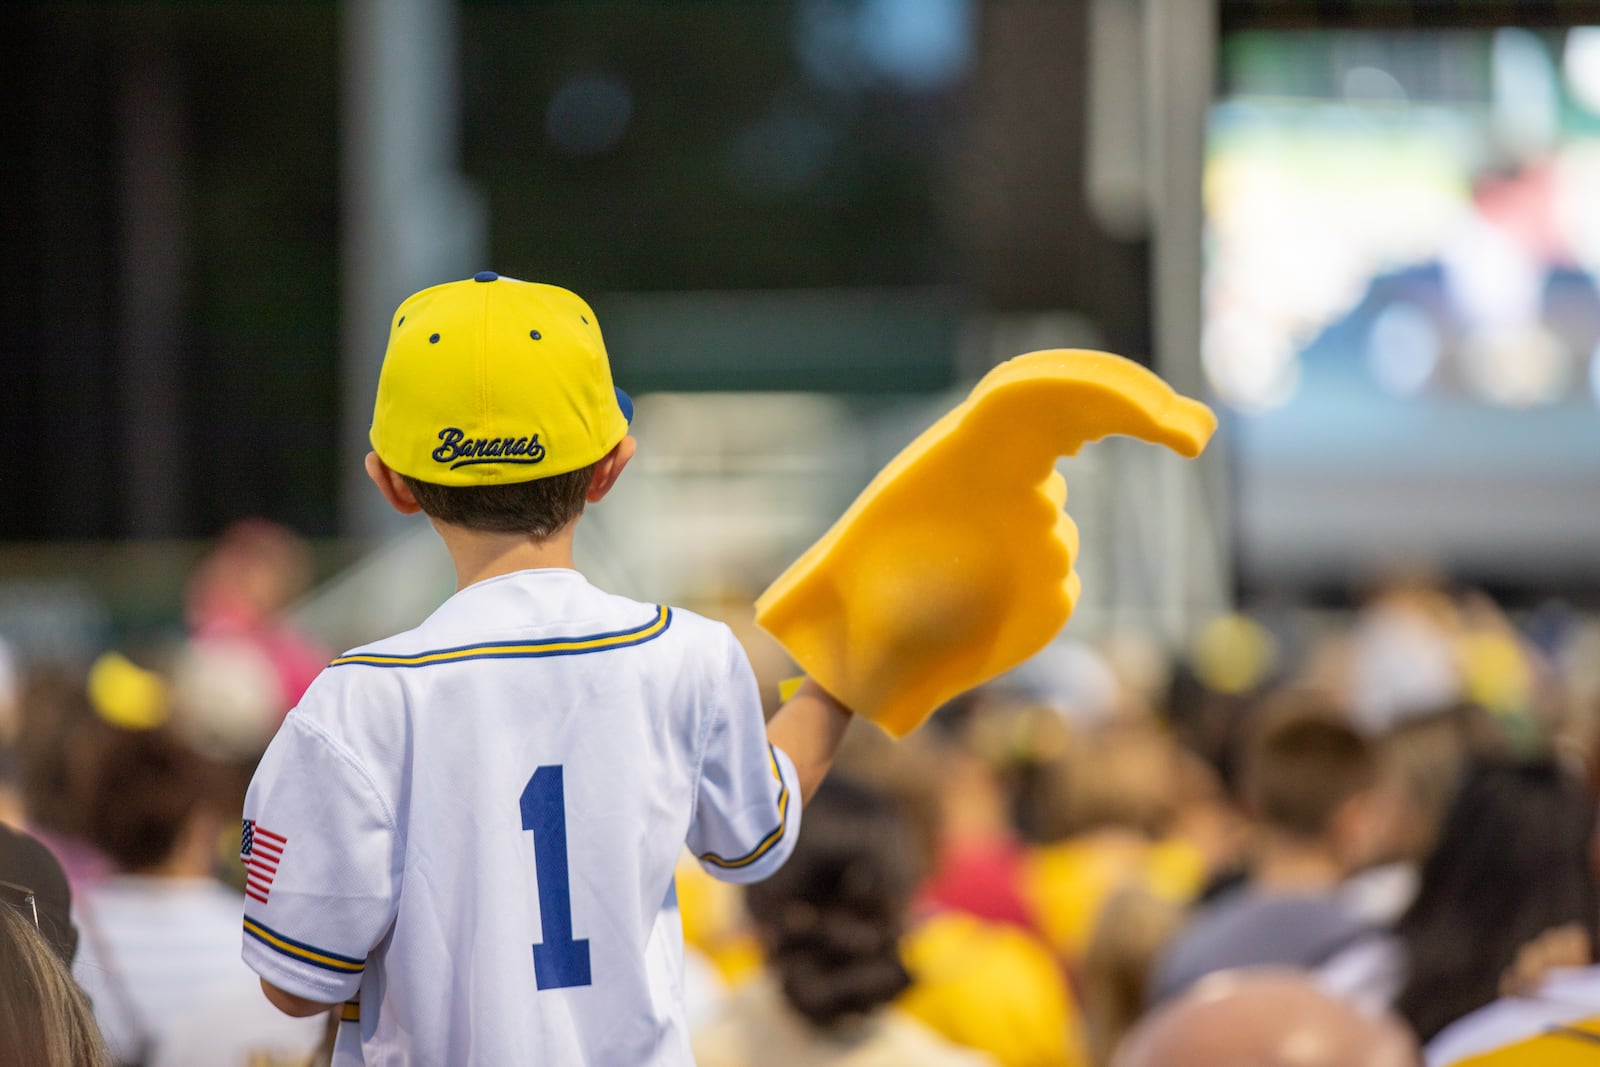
[240,705,401,1015]
[686,635,845,884]
[765,677,852,805]
[261,979,334,1017]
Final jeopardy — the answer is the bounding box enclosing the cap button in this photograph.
[473,271,499,283]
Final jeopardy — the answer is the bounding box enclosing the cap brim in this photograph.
[615,386,634,426]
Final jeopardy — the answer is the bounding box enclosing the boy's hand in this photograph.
[755,350,1215,737]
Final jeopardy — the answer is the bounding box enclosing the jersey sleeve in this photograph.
[685,630,803,885]
[240,709,401,1004]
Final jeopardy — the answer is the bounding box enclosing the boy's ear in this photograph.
[365,452,424,515]
[586,436,637,503]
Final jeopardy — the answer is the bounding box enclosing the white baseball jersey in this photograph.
[240,568,801,1066]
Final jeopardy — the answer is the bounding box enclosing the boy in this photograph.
[240,273,853,1064]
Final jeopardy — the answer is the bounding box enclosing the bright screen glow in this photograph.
[1207,29,1600,589]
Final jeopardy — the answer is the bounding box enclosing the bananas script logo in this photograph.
[432,428,547,469]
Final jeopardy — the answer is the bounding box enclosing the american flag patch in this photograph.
[241,819,286,904]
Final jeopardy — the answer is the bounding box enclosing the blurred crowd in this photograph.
[4,526,1600,1067]
[0,521,331,1066]
[683,578,1600,1067]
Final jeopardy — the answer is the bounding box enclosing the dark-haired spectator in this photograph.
[0,902,111,1067]
[70,726,322,1067]
[1424,922,1599,1064]
[15,668,119,889]
[693,777,992,1066]
[1152,704,1397,1005]
[1394,761,1597,1045]
[0,820,79,965]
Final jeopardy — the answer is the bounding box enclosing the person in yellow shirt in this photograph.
[899,908,1088,1067]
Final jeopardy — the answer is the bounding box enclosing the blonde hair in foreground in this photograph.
[0,903,110,1067]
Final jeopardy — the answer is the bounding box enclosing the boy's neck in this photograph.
[434,518,580,591]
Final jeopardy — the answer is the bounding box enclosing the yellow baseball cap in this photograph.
[370,272,633,486]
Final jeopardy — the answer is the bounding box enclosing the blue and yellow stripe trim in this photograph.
[244,917,365,974]
[340,1000,361,1023]
[329,606,672,669]
[701,745,791,870]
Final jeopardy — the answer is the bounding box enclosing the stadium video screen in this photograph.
[1207,28,1600,591]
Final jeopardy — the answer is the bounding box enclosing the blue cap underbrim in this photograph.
[615,386,634,426]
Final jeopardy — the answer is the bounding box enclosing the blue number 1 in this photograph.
[520,765,592,989]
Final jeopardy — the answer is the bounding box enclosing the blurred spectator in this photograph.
[1393,761,1597,1044]
[1347,586,1463,736]
[693,777,992,1066]
[0,902,111,1067]
[184,518,329,716]
[1004,640,1125,728]
[0,820,79,965]
[1557,618,1600,788]
[1152,703,1398,1006]
[1112,969,1417,1067]
[71,725,323,1067]
[915,694,1037,932]
[167,639,286,763]
[1162,611,1285,805]
[841,712,1090,1067]
[15,668,120,889]
[1022,722,1208,966]
[1343,708,1474,927]
[898,909,1087,1067]
[1077,886,1186,1067]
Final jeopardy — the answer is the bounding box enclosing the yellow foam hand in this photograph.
[755,350,1216,737]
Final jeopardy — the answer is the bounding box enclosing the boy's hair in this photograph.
[401,464,597,537]
[1243,706,1375,840]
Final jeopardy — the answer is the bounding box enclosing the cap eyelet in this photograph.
[581,316,589,324]
[397,316,405,327]
[530,330,542,341]
[429,333,440,344]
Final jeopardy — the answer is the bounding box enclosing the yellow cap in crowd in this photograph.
[370,272,632,486]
